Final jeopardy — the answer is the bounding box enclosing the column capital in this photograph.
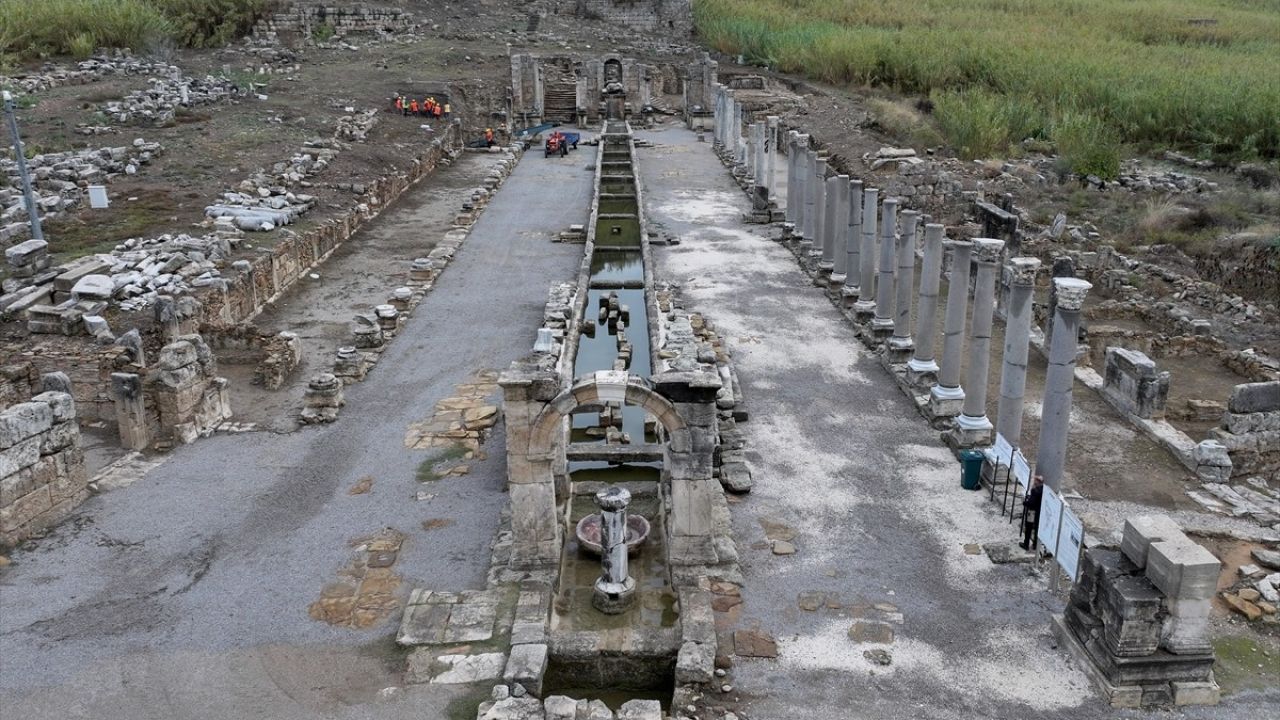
[1006,256,1041,286]
[972,237,1005,264]
[1053,277,1093,311]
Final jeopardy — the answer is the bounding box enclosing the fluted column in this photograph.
[907,224,945,386]
[784,132,798,227]
[886,210,920,361]
[929,239,974,419]
[951,238,1005,447]
[1035,278,1092,492]
[995,257,1041,447]
[852,187,879,318]
[808,156,828,264]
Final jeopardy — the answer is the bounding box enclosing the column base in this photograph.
[929,385,965,418]
[780,222,795,241]
[947,414,993,449]
[592,576,637,615]
[905,358,939,389]
[884,336,914,364]
[868,317,895,342]
[840,285,860,308]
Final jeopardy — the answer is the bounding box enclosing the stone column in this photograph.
[949,238,1005,446]
[907,224,945,386]
[801,149,817,250]
[1035,278,1092,492]
[869,198,898,338]
[830,176,851,285]
[853,188,879,319]
[753,122,767,190]
[818,172,840,277]
[733,101,746,168]
[809,156,828,266]
[887,210,920,362]
[766,116,779,194]
[784,132,798,227]
[842,178,864,306]
[929,239,974,419]
[592,486,637,614]
[994,257,1042,447]
[111,372,149,450]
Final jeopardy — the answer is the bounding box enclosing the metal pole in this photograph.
[3,91,44,242]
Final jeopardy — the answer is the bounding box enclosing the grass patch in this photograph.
[415,443,470,483]
[1212,634,1280,696]
[42,189,176,261]
[866,97,942,149]
[695,0,1280,162]
[444,683,499,720]
[0,0,267,60]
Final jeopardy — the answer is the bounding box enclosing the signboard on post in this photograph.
[991,433,1013,465]
[1056,505,1085,581]
[1012,451,1031,492]
[1037,486,1063,552]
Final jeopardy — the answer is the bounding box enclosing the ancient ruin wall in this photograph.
[198,125,459,328]
[253,3,416,41]
[0,391,88,546]
[575,0,692,35]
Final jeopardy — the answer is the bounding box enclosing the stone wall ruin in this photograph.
[0,387,88,546]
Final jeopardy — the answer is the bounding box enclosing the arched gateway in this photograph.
[500,369,719,569]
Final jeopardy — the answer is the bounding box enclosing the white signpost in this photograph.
[1037,486,1063,552]
[991,432,1013,465]
[1056,505,1085,582]
[1012,450,1031,493]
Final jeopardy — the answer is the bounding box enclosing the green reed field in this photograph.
[695,0,1280,172]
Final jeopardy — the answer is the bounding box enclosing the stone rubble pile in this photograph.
[0,232,234,321]
[204,141,336,231]
[102,73,239,126]
[0,53,177,94]
[1223,547,1280,621]
[1,138,164,243]
[335,110,379,142]
[478,685,661,720]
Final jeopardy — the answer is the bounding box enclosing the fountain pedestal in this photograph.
[592,487,637,614]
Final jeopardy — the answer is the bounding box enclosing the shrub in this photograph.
[1052,111,1122,180]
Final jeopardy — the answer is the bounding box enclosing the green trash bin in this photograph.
[960,450,985,490]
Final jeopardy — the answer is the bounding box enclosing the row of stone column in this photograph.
[779,130,1091,487]
[711,84,780,204]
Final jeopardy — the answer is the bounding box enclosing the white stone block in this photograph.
[1147,539,1220,600]
[1120,514,1183,569]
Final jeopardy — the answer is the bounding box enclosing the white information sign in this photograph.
[991,433,1013,466]
[1056,505,1085,581]
[1037,486,1063,552]
[1012,450,1031,491]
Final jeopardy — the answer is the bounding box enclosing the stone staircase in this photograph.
[542,62,578,123]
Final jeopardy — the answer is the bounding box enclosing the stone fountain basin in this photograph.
[575,513,650,555]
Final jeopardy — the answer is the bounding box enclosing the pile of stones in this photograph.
[335,110,378,142]
[101,73,239,126]
[0,53,176,93]
[204,141,336,231]
[104,233,233,310]
[1224,547,1280,622]
[0,138,164,243]
[479,685,661,720]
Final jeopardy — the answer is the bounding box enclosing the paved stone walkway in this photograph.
[0,145,595,719]
[636,127,1278,720]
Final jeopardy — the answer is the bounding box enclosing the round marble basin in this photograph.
[575,513,650,555]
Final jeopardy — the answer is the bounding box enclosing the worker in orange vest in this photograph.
[410,99,419,115]
[394,96,402,113]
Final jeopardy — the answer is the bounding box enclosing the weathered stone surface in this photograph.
[1146,539,1220,601]
[432,652,507,684]
[1120,515,1183,569]
[1228,381,1280,414]
[0,402,54,450]
[1252,548,1280,570]
[503,643,548,697]
[542,696,578,720]
[477,695,544,720]
[616,700,661,720]
[1223,593,1262,620]
[733,629,777,658]
[675,640,714,683]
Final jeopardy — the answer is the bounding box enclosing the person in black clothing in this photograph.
[1021,474,1045,550]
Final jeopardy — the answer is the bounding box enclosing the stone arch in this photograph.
[528,371,688,459]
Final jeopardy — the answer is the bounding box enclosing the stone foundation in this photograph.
[0,388,88,546]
